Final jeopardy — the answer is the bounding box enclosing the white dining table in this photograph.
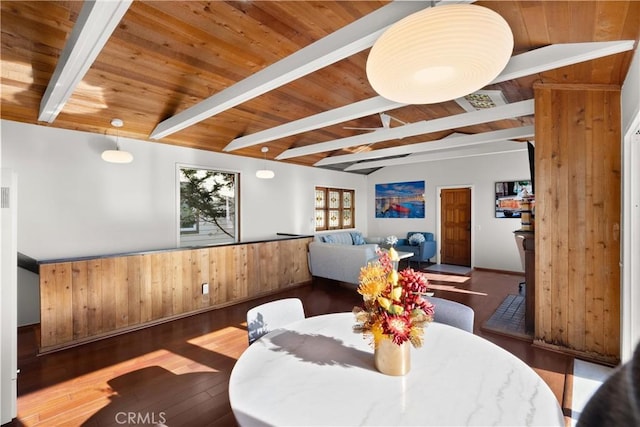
[229,312,564,426]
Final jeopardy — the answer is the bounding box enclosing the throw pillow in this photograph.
[322,234,334,243]
[350,232,366,245]
[408,233,426,246]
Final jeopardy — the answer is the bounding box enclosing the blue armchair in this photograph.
[395,232,436,268]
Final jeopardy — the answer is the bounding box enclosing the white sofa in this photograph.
[308,231,380,285]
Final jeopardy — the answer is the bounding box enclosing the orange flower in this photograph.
[357,262,387,299]
[370,320,386,348]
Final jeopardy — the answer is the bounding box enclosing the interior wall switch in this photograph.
[202,283,209,295]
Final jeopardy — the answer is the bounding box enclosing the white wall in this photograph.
[366,150,530,272]
[621,43,640,362]
[0,120,368,260]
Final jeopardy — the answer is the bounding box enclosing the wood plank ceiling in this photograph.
[1,1,638,174]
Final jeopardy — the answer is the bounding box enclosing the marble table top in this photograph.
[229,312,564,426]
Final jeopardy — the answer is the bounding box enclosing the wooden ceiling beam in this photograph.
[315,125,535,166]
[233,41,634,155]
[345,140,529,171]
[38,0,132,123]
[223,96,404,152]
[497,40,635,82]
[277,100,535,160]
[149,1,433,140]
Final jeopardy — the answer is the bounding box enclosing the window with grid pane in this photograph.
[315,187,355,231]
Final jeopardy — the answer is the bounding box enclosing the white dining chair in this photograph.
[427,296,475,333]
[246,298,305,344]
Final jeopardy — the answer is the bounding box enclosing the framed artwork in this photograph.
[375,181,425,218]
[495,180,532,218]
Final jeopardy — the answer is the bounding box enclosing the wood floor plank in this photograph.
[11,271,572,427]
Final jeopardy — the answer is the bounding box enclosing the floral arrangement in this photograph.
[353,248,434,348]
[385,235,398,247]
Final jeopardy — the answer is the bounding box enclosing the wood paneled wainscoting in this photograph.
[38,236,313,353]
[534,83,621,365]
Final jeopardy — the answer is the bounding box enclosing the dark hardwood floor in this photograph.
[8,269,572,426]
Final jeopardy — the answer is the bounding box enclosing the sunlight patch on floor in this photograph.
[424,273,470,283]
[570,359,614,426]
[17,372,117,425]
[427,283,487,296]
[187,325,248,358]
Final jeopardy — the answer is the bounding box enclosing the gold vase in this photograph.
[374,338,411,376]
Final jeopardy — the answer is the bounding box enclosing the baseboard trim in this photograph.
[532,339,619,367]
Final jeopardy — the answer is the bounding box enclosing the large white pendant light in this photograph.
[256,147,275,179]
[366,4,513,105]
[101,118,133,163]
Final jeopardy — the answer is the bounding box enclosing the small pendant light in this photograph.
[256,147,275,179]
[102,118,133,163]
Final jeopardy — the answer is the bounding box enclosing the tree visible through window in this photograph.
[315,187,354,231]
[178,166,238,247]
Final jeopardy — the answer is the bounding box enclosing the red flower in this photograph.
[398,268,429,294]
[382,312,412,345]
[417,297,435,318]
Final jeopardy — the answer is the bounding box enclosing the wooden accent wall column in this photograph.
[534,83,621,364]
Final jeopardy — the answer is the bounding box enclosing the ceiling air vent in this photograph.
[455,90,507,112]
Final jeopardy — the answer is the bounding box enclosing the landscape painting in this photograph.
[375,181,425,218]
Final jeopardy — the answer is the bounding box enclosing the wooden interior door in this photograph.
[440,188,471,266]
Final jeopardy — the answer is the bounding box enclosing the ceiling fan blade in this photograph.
[382,113,409,127]
[344,112,391,131]
[379,113,392,128]
[343,112,408,131]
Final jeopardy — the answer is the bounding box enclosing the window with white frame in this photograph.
[178,165,238,247]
